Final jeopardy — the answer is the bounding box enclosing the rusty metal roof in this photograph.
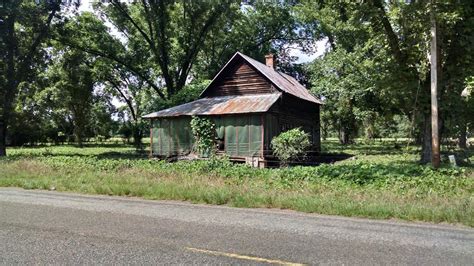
[201,52,323,105]
[142,93,281,118]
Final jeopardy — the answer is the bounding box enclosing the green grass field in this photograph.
[1,140,473,226]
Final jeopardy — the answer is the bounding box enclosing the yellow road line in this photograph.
[185,247,306,265]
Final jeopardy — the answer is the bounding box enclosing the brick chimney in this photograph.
[265,54,274,69]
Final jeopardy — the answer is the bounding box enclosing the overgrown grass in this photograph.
[1,141,473,226]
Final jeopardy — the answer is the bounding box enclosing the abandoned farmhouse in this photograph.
[143,52,323,167]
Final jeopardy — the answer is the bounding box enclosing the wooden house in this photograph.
[143,52,323,167]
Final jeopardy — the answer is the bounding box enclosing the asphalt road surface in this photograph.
[0,188,473,265]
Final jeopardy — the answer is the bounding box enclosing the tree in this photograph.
[56,11,164,97]
[298,0,474,162]
[100,64,147,148]
[438,3,474,150]
[88,96,117,142]
[42,50,96,147]
[194,1,308,79]
[59,2,307,101]
[0,1,70,156]
[300,2,397,144]
[59,1,237,99]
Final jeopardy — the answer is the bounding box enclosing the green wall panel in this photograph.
[151,114,263,158]
[152,117,193,156]
[221,115,262,157]
[249,115,262,157]
[224,117,237,156]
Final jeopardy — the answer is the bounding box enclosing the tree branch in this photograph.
[176,2,231,90]
[58,38,167,100]
[110,0,157,54]
[108,78,137,121]
[141,0,155,44]
[151,1,174,95]
[18,2,61,82]
[372,0,407,67]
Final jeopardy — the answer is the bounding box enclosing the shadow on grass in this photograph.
[95,151,148,160]
[8,142,134,149]
[301,152,354,166]
[3,144,148,161]
[322,145,415,156]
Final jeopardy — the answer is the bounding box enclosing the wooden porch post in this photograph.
[149,118,153,158]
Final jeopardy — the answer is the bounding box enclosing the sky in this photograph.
[289,40,328,63]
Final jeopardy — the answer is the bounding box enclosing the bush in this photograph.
[118,123,133,143]
[271,128,310,166]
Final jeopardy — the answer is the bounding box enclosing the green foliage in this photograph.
[271,128,310,166]
[300,2,409,144]
[195,1,306,78]
[169,80,210,107]
[81,1,239,97]
[190,116,216,157]
[0,1,68,155]
[58,2,306,99]
[1,142,473,225]
[118,123,133,143]
[299,0,474,153]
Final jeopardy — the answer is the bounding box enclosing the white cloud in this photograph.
[289,38,329,64]
[78,0,93,12]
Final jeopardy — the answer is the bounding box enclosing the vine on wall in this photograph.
[190,116,216,157]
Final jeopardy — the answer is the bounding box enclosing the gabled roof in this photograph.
[142,93,281,118]
[201,52,323,105]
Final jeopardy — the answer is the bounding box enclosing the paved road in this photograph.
[0,188,473,265]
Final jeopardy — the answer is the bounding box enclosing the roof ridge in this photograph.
[203,92,280,99]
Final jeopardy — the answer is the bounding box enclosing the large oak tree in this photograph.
[0,0,73,156]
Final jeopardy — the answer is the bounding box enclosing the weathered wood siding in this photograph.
[263,94,321,155]
[203,60,274,97]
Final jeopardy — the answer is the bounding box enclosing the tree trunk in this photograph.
[0,14,16,157]
[339,127,351,145]
[459,124,467,149]
[0,122,7,156]
[420,113,432,164]
[74,125,83,148]
[133,124,142,149]
[322,125,327,141]
[365,120,375,140]
[74,134,83,148]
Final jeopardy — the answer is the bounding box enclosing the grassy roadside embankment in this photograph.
[0,141,473,226]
